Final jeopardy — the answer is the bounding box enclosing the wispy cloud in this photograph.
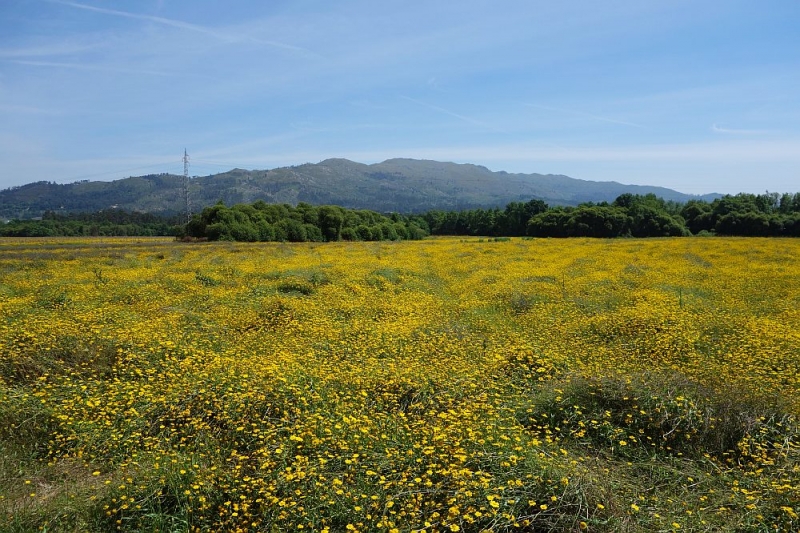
[526,103,644,128]
[194,132,314,161]
[710,123,770,135]
[51,0,220,33]
[8,59,172,76]
[0,42,96,58]
[400,95,505,133]
[426,77,443,92]
[348,99,390,111]
[51,0,317,56]
[314,138,800,166]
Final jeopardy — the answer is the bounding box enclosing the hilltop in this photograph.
[0,158,720,219]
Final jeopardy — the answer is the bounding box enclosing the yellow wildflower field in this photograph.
[0,236,797,532]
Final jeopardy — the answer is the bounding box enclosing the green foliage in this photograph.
[426,192,797,238]
[276,280,316,296]
[186,202,428,242]
[681,192,800,237]
[0,208,183,237]
[194,271,220,287]
[521,372,798,463]
[3,183,796,241]
[0,161,723,220]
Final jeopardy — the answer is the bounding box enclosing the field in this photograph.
[0,236,798,532]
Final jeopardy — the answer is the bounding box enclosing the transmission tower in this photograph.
[183,149,192,223]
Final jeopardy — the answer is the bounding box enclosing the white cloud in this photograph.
[51,0,317,56]
[0,42,97,58]
[526,103,645,129]
[710,124,770,135]
[340,139,795,163]
[194,138,800,174]
[400,95,506,133]
[8,59,172,77]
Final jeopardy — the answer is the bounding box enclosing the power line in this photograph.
[183,149,192,223]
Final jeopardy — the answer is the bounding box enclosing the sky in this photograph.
[1,1,799,195]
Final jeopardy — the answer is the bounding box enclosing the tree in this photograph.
[317,206,345,241]
[681,201,713,234]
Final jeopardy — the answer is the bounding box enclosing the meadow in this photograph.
[0,236,797,532]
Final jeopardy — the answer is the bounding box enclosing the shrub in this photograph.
[519,371,798,462]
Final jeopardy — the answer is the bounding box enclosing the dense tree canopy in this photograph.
[2,192,797,239]
[185,202,427,242]
[419,192,799,238]
[680,192,800,237]
[0,209,183,237]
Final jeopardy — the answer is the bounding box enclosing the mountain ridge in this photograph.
[0,158,721,219]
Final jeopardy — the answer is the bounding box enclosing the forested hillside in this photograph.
[0,158,720,220]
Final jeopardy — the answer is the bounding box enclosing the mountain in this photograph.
[0,158,721,219]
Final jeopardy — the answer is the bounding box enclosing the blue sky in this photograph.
[1,1,798,194]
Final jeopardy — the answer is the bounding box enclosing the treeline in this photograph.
[0,209,184,237]
[419,192,800,238]
[187,192,800,242]
[2,192,798,240]
[681,192,800,236]
[185,201,428,242]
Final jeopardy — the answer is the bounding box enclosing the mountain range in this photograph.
[0,158,720,220]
